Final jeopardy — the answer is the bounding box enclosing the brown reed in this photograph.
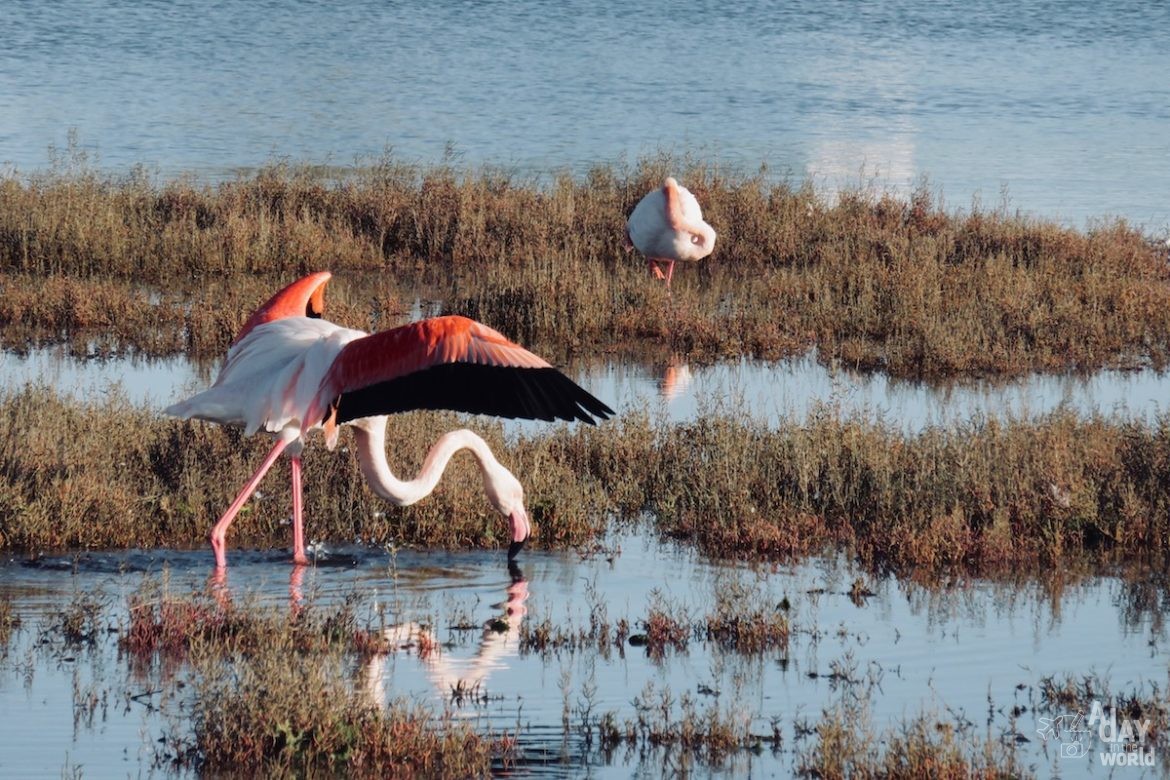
[2,386,1169,576]
[2,156,1167,376]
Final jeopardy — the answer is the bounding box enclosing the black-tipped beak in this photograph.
[508,537,527,561]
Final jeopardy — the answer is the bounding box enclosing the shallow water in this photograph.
[4,346,1170,434]
[2,1,1169,229]
[0,531,1165,777]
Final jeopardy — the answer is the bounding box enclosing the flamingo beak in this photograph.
[507,505,530,561]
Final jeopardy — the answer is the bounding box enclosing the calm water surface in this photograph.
[3,4,1169,775]
[3,346,1169,433]
[1,531,1166,778]
[2,1,1168,229]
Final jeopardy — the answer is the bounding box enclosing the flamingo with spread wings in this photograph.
[625,176,716,286]
[165,272,612,567]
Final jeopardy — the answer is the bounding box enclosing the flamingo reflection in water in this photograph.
[657,355,693,402]
[365,564,529,708]
[206,563,310,614]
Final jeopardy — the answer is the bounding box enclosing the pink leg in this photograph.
[291,456,307,565]
[210,438,289,568]
[289,564,306,615]
[648,257,668,281]
[663,259,676,287]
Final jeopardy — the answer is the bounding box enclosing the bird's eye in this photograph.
[690,234,703,245]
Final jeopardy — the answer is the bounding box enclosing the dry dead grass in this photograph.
[2,386,1168,574]
[2,157,1167,376]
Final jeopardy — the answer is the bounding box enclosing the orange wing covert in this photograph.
[307,316,613,441]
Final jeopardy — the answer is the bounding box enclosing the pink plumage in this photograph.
[166,272,612,567]
[625,177,717,286]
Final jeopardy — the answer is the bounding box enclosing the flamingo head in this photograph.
[672,218,717,263]
[662,177,716,263]
[483,461,530,560]
[507,505,531,561]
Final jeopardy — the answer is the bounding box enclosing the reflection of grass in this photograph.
[114,582,512,774]
[0,595,18,646]
[2,158,1169,376]
[14,576,1142,778]
[796,703,1025,779]
[121,585,1019,776]
[519,583,790,659]
[4,387,1170,572]
[188,654,502,776]
[1037,673,1170,752]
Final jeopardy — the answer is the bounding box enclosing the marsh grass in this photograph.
[592,678,1026,778]
[180,642,506,776]
[2,157,1168,376]
[80,581,510,775]
[124,580,404,670]
[3,387,1170,574]
[604,680,760,763]
[797,704,1026,779]
[124,598,509,775]
[48,588,109,646]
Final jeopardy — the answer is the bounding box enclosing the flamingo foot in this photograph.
[210,530,228,568]
[646,257,676,286]
[289,564,306,612]
[207,566,230,608]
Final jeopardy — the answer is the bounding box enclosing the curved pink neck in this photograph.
[350,421,501,507]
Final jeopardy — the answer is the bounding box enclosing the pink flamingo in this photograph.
[625,177,717,286]
[166,272,612,568]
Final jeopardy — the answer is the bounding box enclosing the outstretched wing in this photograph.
[232,271,332,347]
[302,315,613,438]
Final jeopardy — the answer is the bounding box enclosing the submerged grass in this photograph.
[113,584,513,776]
[3,387,1170,575]
[2,156,1168,376]
[518,582,789,659]
[0,595,18,647]
[796,705,1026,779]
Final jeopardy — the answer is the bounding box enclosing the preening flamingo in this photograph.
[165,272,613,568]
[625,177,716,286]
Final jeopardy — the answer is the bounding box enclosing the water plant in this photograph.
[0,595,18,647]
